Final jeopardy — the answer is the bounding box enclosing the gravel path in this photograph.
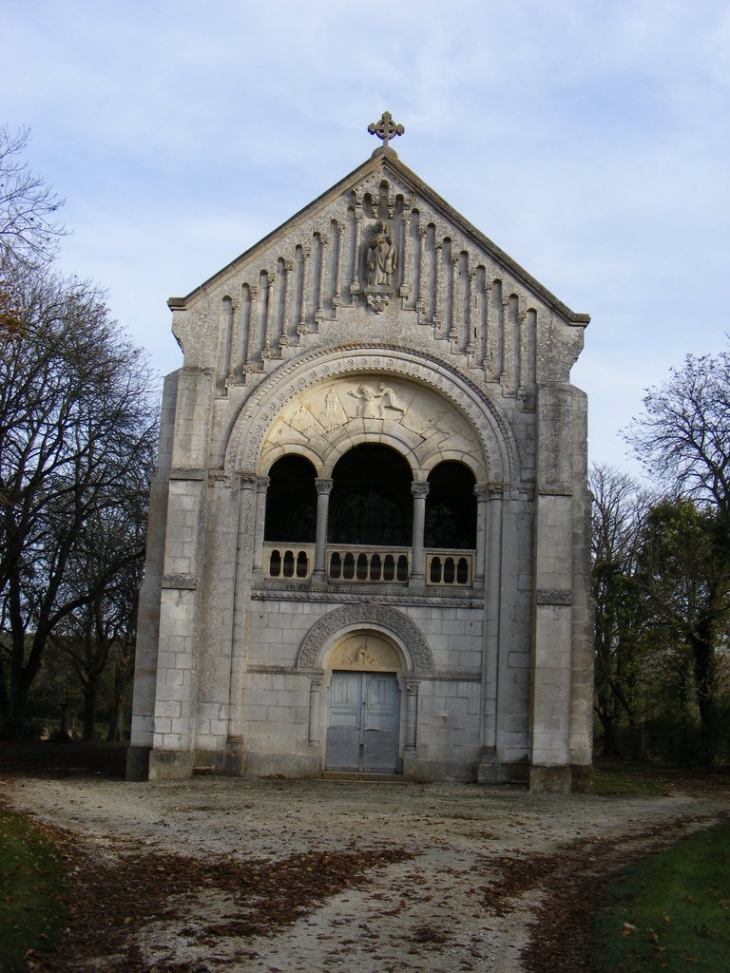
[4,774,729,972]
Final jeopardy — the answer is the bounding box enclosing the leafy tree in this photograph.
[636,499,730,763]
[0,268,158,739]
[627,348,730,762]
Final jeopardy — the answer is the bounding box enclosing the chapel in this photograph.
[127,114,593,792]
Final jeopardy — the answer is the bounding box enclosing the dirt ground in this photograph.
[3,768,730,973]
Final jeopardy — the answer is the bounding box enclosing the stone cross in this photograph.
[368,111,405,150]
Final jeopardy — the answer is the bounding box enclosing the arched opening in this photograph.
[425,462,477,549]
[329,444,412,546]
[324,632,403,774]
[264,455,317,543]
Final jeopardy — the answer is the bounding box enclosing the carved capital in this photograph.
[411,482,430,500]
[315,477,334,496]
[473,481,490,501]
[239,472,258,489]
[536,589,573,606]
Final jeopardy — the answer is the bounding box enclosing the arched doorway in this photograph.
[324,633,403,773]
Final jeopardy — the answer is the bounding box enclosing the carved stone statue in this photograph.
[367,221,397,286]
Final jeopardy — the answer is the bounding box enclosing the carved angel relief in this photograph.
[330,635,401,671]
[265,377,481,462]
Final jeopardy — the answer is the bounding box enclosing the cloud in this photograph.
[2,0,729,472]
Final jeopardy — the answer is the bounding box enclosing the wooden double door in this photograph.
[326,671,401,773]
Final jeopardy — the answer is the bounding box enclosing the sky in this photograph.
[2,0,729,479]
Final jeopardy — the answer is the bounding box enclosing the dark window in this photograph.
[329,444,412,546]
[264,456,317,543]
[425,462,477,549]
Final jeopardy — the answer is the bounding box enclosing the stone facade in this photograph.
[127,127,593,792]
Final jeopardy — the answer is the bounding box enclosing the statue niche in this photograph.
[364,220,396,313]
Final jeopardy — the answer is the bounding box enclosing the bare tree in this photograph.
[590,465,651,756]
[627,348,730,516]
[50,482,152,742]
[0,126,65,275]
[0,268,158,739]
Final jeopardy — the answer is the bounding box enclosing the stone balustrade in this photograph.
[263,542,473,587]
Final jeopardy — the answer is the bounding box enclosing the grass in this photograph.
[0,811,67,973]
[592,765,670,798]
[593,817,730,972]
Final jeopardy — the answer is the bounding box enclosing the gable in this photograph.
[168,148,588,388]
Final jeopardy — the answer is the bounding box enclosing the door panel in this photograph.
[363,673,400,772]
[326,671,400,773]
[326,672,363,770]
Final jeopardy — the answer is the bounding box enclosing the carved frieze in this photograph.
[261,374,482,475]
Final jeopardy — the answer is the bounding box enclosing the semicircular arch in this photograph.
[296,604,434,674]
[225,345,519,488]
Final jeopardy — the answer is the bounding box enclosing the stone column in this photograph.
[473,481,489,589]
[315,233,328,324]
[298,246,311,335]
[308,672,324,746]
[243,284,257,370]
[282,259,294,335]
[501,297,514,392]
[313,477,333,583]
[433,240,444,332]
[481,482,504,752]
[517,307,528,401]
[409,481,429,588]
[351,208,363,292]
[228,474,257,745]
[400,200,413,299]
[262,271,275,358]
[405,682,419,751]
[483,280,497,380]
[449,251,460,341]
[416,224,428,319]
[466,269,477,358]
[252,476,270,578]
[333,221,345,307]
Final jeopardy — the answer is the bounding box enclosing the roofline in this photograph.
[168,147,590,325]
